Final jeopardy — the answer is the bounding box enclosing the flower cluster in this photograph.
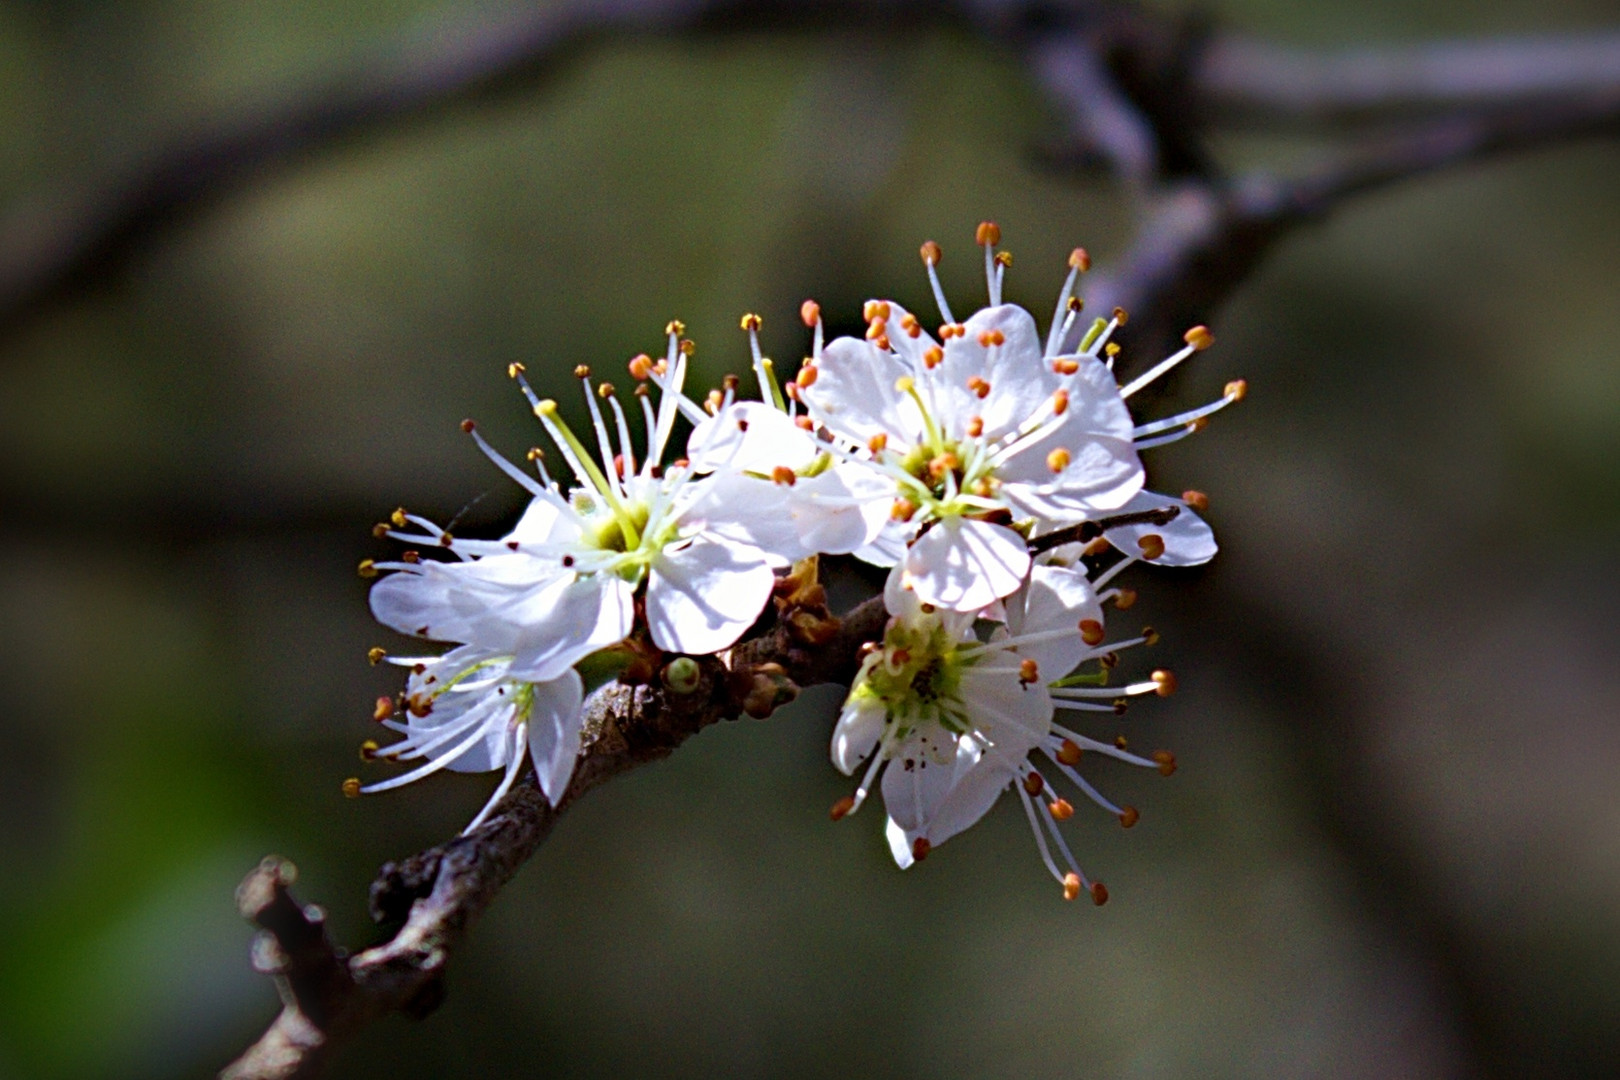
[353,223,1241,901]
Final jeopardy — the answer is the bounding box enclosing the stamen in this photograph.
[919,241,956,324]
[1045,248,1088,358]
[462,726,528,834]
[1017,782,1067,886]
[463,419,550,498]
[1118,338,1200,399]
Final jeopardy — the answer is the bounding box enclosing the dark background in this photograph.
[0,1,1617,1077]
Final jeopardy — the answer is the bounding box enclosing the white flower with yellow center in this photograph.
[346,645,584,827]
[368,323,786,668]
[795,222,1243,611]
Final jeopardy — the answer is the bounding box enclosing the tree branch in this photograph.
[1197,30,1620,126]
[223,590,886,1080]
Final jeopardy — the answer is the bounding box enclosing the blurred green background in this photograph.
[1,1,1618,1078]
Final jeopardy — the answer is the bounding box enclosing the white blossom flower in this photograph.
[368,323,789,668]
[794,223,1243,612]
[346,645,584,827]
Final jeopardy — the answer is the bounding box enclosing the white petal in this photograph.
[1106,490,1218,566]
[886,816,918,869]
[881,726,972,833]
[646,538,776,654]
[999,425,1145,520]
[506,493,582,547]
[959,668,1053,748]
[525,669,586,805]
[687,401,819,473]
[831,694,886,775]
[903,517,1031,612]
[1006,563,1102,678]
[940,305,1054,440]
[506,573,633,681]
[908,752,1019,852]
[800,336,919,447]
[369,557,561,648]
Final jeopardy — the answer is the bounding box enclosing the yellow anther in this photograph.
[665,319,685,336]
[920,240,942,266]
[740,312,762,331]
[507,362,526,378]
[994,251,1013,268]
[863,300,891,323]
[1142,626,1160,646]
[357,559,378,578]
[1104,342,1120,357]
[391,507,408,528]
[526,447,544,461]
[894,375,915,394]
[573,365,591,379]
[1067,295,1084,312]
[359,739,380,762]
[1082,536,1111,557]
[1225,378,1248,401]
[1138,534,1165,561]
[1112,587,1137,610]
[597,382,615,399]
[679,339,696,356]
[367,647,387,665]
[342,777,362,798]
[868,433,888,453]
[1111,306,1129,326]
[1046,448,1071,473]
[975,221,1001,246]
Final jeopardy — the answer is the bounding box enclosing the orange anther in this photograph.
[1057,739,1083,766]
[1182,489,1208,511]
[795,415,815,431]
[891,498,918,522]
[678,339,695,357]
[1047,448,1071,473]
[830,795,856,821]
[967,376,991,399]
[1079,619,1105,646]
[1051,389,1069,415]
[866,319,887,341]
[1063,872,1082,901]
[900,313,921,337]
[868,433,888,453]
[1083,536,1111,556]
[1112,587,1137,610]
[1152,750,1178,777]
[1151,669,1176,696]
[863,300,891,324]
[1019,658,1040,684]
[923,345,943,368]
[1138,534,1165,560]
[975,221,1001,246]
[1090,882,1109,906]
[460,418,476,434]
[1225,378,1248,401]
[966,416,984,438]
[796,365,819,388]
[976,329,1005,348]
[1184,325,1214,350]
[1053,358,1079,375]
[920,240,942,266]
[800,299,821,327]
[1023,771,1044,796]
[912,837,931,862]
[772,466,797,486]
[373,696,394,722]
[1119,806,1140,829]
[1069,247,1091,272]
[873,334,891,351]
[1048,798,1075,821]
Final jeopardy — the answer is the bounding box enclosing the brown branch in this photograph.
[1026,504,1181,555]
[1197,30,1620,126]
[223,591,887,1080]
